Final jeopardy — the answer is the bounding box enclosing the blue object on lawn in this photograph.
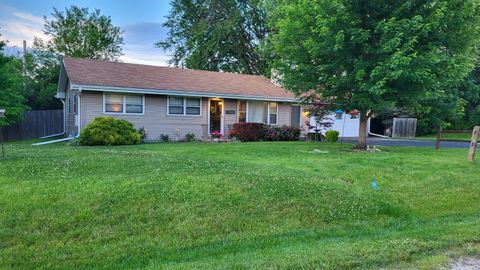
[372,179,377,191]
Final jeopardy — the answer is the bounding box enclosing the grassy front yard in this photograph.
[1,141,479,269]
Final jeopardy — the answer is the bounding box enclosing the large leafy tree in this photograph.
[454,61,480,129]
[0,33,26,126]
[23,38,62,110]
[271,0,480,149]
[157,0,269,75]
[22,6,124,110]
[43,5,123,60]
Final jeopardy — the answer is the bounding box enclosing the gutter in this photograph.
[71,84,298,103]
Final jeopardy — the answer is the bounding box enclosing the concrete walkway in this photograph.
[340,137,477,149]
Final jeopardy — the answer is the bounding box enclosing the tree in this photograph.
[271,0,480,149]
[43,6,123,60]
[20,6,124,111]
[157,0,269,75]
[454,61,480,129]
[0,33,26,126]
[416,88,465,149]
[23,38,62,110]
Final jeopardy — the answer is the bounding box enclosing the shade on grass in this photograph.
[0,141,479,269]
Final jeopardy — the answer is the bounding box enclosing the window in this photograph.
[269,102,278,124]
[238,101,247,122]
[186,98,201,115]
[68,96,73,114]
[73,94,78,114]
[247,101,265,123]
[69,94,78,114]
[125,95,143,113]
[104,93,144,114]
[168,97,201,116]
[168,97,184,115]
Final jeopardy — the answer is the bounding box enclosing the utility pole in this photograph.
[0,108,5,159]
[22,40,27,92]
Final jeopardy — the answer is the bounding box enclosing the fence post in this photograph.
[468,126,479,161]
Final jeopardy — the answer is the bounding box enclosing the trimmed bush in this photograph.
[325,130,340,142]
[79,116,141,146]
[185,132,195,142]
[265,126,301,141]
[160,134,170,142]
[230,123,265,142]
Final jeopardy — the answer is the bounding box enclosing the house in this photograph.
[56,57,310,140]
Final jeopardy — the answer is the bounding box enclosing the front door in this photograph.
[209,99,223,134]
[291,105,301,127]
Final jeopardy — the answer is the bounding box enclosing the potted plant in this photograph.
[210,130,222,141]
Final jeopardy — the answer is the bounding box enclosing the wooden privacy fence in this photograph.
[0,110,63,141]
[392,117,417,138]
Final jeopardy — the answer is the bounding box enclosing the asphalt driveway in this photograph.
[340,137,477,149]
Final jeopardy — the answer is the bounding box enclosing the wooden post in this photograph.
[468,126,479,161]
[435,126,442,150]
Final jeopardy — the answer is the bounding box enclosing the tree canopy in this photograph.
[0,33,26,126]
[43,5,123,61]
[157,0,269,75]
[271,0,480,148]
[20,6,124,111]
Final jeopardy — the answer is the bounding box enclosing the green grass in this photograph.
[0,141,479,269]
[416,132,473,141]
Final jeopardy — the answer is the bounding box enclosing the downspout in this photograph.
[77,88,82,136]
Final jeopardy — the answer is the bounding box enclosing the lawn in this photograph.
[0,141,479,269]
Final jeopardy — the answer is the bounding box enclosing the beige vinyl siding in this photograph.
[81,91,209,140]
[79,90,305,140]
[223,99,237,136]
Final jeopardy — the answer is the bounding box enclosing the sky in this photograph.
[0,0,172,66]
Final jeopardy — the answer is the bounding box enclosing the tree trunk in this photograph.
[435,126,442,150]
[356,113,368,150]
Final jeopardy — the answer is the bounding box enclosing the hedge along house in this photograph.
[56,57,308,140]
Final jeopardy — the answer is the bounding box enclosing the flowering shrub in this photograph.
[230,123,265,142]
[210,130,222,139]
[230,123,301,142]
[265,126,301,141]
[79,116,141,146]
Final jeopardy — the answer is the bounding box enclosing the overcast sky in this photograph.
[0,0,172,66]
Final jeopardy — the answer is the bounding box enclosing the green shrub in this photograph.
[160,134,170,142]
[325,130,340,142]
[79,116,141,146]
[185,132,195,142]
[138,127,147,142]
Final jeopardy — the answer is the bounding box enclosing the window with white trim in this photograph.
[168,97,201,116]
[269,102,278,124]
[69,94,78,114]
[104,93,144,114]
[238,101,247,122]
